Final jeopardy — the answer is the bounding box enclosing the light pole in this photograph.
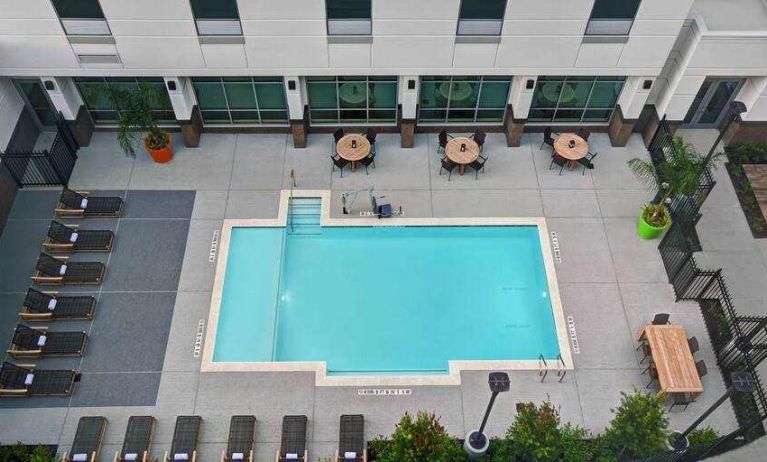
[464,372,510,458]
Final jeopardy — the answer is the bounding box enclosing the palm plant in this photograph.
[628,136,723,227]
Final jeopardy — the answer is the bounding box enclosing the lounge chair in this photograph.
[164,416,202,462]
[0,362,78,397]
[63,416,107,462]
[56,188,123,218]
[336,415,366,462]
[44,221,114,253]
[8,324,87,358]
[20,288,96,321]
[221,415,256,462]
[115,416,155,462]
[32,253,105,285]
[276,415,308,462]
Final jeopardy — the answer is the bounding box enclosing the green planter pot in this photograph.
[637,212,669,239]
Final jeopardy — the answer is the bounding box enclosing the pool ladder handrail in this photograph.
[288,169,297,232]
[538,354,567,383]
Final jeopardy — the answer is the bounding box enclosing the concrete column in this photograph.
[724,77,767,145]
[504,76,535,147]
[285,76,308,148]
[609,76,654,146]
[399,75,418,148]
[164,77,201,148]
[41,76,94,146]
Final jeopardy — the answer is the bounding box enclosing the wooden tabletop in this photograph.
[337,134,371,161]
[554,133,588,161]
[639,325,704,394]
[445,137,479,165]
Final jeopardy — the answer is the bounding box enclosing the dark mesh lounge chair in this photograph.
[222,415,256,462]
[20,288,96,321]
[116,416,155,462]
[165,416,202,462]
[63,416,107,462]
[0,362,78,397]
[277,415,308,462]
[8,324,87,358]
[56,188,123,218]
[45,221,114,253]
[336,415,366,462]
[32,253,105,285]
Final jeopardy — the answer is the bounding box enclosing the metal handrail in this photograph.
[288,169,296,233]
[557,354,566,383]
[538,354,548,382]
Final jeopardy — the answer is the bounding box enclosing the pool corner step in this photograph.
[288,197,322,235]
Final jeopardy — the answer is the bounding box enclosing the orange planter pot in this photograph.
[145,134,173,163]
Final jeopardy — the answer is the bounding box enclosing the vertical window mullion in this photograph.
[474,77,484,123]
[220,78,233,124]
[446,78,453,123]
[581,78,598,123]
[251,78,262,124]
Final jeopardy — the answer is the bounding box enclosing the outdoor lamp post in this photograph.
[464,372,511,458]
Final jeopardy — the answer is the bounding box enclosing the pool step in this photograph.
[288,197,322,235]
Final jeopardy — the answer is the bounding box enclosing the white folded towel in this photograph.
[124,453,138,461]
[72,454,88,462]
[37,335,47,347]
[80,198,88,209]
[48,298,57,310]
[173,453,188,461]
[24,373,34,386]
[231,453,244,460]
[344,452,357,460]
[69,232,79,243]
[59,264,67,276]
[285,453,298,460]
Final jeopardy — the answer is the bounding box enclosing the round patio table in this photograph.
[554,133,588,169]
[338,83,367,106]
[438,82,474,103]
[445,137,479,175]
[337,134,371,170]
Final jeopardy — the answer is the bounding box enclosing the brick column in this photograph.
[290,106,310,149]
[608,105,637,147]
[164,77,202,148]
[503,105,525,147]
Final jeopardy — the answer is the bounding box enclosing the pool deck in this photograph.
[0,129,749,460]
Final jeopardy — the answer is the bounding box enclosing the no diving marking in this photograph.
[567,315,579,354]
[358,389,412,396]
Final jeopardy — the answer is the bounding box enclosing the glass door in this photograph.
[683,79,743,127]
[14,79,57,127]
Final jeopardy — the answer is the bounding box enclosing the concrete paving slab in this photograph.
[69,372,162,407]
[123,190,195,219]
[162,291,211,372]
[68,133,135,191]
[603,217,669,283]
[225,190,280,219]
[596,189,650,218]
[541,189,601,218]
[0,219,50,291]
[191,190,228,220]
[283,135,332,191]
[574,368,645,433]
[230,134,288,191]
[7,190,61,220]
[431,189,543,217]
[548,218,616,283]
[177,220,223,293]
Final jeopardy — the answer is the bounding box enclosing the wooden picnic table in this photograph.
[638,324,703,395]
[445,137,479,175]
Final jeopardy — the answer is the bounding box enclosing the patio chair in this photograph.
[331,156,350,178]
[688,336,699,355]
[437,130,449,155]
[277,415,308,462]
[549,153,566,175]
[116,416,155,462]
[637,341,652,364]
[56,188,123,218]
[221,415,256,462]
[32,253,105,286]
[696,360,708,379]
[669,393,694,412]
[365,129,377,155]
[62,416,107,462]
[336,415,366,462]
[468,157,487,180]
[333,128,345,143]
[0,362,79,397]
[439,157,456,181]
[540,127,557,152]
[8,324,87,358]
[575,127,591,141]
[357,156,375,175]
[19,288,96,321]
[576,156,596,175]
[164,416,202,462]
[652,313,670,325]
[642,362,659,389]
[44,221,114,253]
[471,129,487,152]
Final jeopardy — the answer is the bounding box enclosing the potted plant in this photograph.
[628,136,722,239]
[91,83,173,163]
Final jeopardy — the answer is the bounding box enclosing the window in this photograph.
[418,76,512,124]
[457,0,507,35]
[307,76,397,124]
[51,0,110,35]
[326,0,372,35]
[189,0,242,35]
[192,77,288,125]
[74,77,175,124]
[585,0,641,35]
[528,76,626,123]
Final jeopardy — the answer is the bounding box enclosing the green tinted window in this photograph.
[51,0,104,19]
[307,76,397,124]
[192,77,288,125]
[418,76,511,124]
[528,76,625,123]
[74,77,174,124]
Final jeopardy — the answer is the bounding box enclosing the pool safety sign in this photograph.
[358,389,412,396]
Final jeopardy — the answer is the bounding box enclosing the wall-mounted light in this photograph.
[43,80,56,91]
[166,80,177,91]
[408,79,416,90]
[643,79,653,90]
[288,80,297,91]
[525,79,535,90]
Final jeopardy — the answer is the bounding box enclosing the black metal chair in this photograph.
[642,362,659,389]
[472,129,487,152]
[358,155,375,175]
[438,130,449,155]
[540,127,556,152]
[696,360,708,379]
[468,157,487,180]
[366,129,377,155]
[688,336,699,355]
[575,127,591,141]
[638,341,652,364]
[331,156,350,178]
[577,154,596,175]
[439,157,456,181]
[333,129,345,143]
[669,393,694,412]
[652,313,670,325]
[549,153,567,175]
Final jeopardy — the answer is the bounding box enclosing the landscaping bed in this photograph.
[725,143,767,238]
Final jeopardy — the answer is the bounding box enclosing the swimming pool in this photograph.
[203,191,570,385]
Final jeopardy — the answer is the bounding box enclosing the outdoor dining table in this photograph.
[554,133,588,169]
[445,137,479,175]
[336,134,371,170]
[638,324,704,396]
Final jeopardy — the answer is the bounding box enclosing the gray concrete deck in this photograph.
[0,130,747,460]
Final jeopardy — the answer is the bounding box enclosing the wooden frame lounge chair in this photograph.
[63,416,108,462]
[44,221,114,253]
[32,253,105,285]
[0,362,78,397]
[8,324,87,358]
[20,288,96,321]
[335,415,366,462]
[164,416,202,462]
[221,415,256,462]
[276,415,308,462]
[114,416,155,462]
[56,188,123,218]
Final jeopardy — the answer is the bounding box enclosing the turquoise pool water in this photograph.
[213,200,561,375]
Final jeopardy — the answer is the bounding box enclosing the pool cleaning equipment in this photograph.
[341,187,403,218]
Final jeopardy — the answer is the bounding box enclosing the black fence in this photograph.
[637,420,766,462]
[0,115,79,188]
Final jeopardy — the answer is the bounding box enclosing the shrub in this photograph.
[600,389,669,460]
[492,400,591,462]
[375,412,465,462]
[726,143,767,164]
[687,426,720,447]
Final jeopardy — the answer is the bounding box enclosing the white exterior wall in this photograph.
[0,78,24,151]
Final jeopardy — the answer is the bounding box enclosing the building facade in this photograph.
[0,0,766,155]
